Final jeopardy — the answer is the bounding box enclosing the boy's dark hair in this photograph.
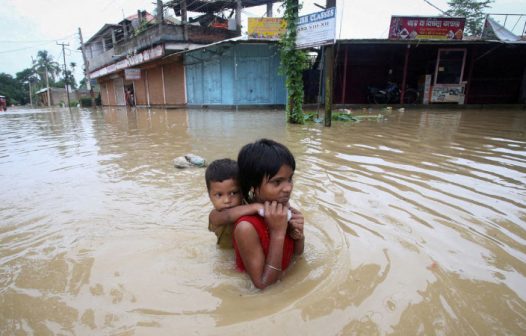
[205,158,238,191]
[237,138,295,201]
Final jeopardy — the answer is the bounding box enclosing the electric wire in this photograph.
[422,0,449,15]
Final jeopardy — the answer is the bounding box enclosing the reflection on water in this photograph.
[0,106,525,334]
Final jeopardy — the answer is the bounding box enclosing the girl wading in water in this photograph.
[234,139,305,289]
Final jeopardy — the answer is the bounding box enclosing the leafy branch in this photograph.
[279,0,308,124]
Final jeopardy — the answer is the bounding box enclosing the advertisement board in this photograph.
[125,69,141,80]
[90,45,164,79]
[431,85,465,104]
[389,16,465,40]
[296,7,336,49]
[248,18,286,39]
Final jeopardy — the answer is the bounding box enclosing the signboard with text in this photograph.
[296,7,336,49]
[90,45,164,79]
[248,18,286,39]
[389,16,465,40]
[125,69,141,80]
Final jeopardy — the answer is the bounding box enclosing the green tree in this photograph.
[446,0,493,36]
[0,73,28,105]
[33,50,61,86]
[16,68,39,104]
[78,78,88,90]
[56,61,78,89]
[279,0,308,124]
[68,62,78,89]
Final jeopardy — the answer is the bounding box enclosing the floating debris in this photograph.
[173,154,207,168]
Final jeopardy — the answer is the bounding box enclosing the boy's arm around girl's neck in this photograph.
[208,203,264,233]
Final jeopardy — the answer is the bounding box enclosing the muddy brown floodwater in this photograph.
[0,106,525,335]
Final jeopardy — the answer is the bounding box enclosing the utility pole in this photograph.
[236,0,242,35]
[157,0,164,36]
[45,65,51,107]
[28,57,34,107]
[180,0,188,40]
[267,1,273,17]
[28,81,33,107]
[79,27,95,107]
[57,42,71,110]
[324,0,336,127]
[33,55,51,107]
[156,0,163,23]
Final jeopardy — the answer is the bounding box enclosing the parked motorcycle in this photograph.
[367,82,419,104]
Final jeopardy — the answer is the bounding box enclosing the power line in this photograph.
[422,0,449,15]
[0,41,57,54]
[0,34,76,44]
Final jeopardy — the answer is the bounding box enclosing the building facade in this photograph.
[327,39,526,105]
[184,40,286,106]
[84,10,238,107]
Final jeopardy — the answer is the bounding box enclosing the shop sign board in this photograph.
[248,18,286,40]
[90,45,164,79]
[389,16,465,40]
[125,69,141,80]
[296,7,336,49]
[431,85,465,103]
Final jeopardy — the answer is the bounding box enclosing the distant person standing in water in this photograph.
[125,89,134,107]
[0,96,7,111]
[233,139,304,289]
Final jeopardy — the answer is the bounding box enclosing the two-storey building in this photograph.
[84,9,237,107]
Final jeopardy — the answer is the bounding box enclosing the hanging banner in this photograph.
[389,16,465,40]
[296,7,336,49]
[248,18,286,39]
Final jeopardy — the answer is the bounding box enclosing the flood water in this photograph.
[0,106,525,335]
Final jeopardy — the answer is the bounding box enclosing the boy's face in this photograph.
[208,178,242,211]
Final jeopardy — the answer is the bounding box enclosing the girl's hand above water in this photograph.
[288,207,305,256]
[288,207,304,240]
[264,201,288,235]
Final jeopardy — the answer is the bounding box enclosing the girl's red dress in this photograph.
[233,215,294,272]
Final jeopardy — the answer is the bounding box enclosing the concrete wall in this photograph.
[36,88,92,106]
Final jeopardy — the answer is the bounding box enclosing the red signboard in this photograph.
[389,16,465,40]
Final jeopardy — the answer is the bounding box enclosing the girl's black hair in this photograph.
[237,138,295,202]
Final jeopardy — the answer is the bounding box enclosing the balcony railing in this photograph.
[87,23,238,72]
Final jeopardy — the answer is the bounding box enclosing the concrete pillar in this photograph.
[236,0,242,34]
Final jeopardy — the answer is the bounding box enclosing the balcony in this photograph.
[87,23,238,72]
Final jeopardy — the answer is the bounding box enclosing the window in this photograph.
[104,34,113,51]
[435,49,466,85]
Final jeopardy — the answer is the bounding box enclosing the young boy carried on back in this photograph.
[205,158,263,248]
[205,158,299,248]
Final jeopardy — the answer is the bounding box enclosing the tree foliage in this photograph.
[0,49,79,106]
[279,0,308,124]
[0,73,28,105]
[33,50,61,83]
[446,0,493,36]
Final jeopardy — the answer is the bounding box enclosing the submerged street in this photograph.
[0,106,525,334]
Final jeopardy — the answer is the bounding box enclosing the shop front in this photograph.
[332,39,526,105]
